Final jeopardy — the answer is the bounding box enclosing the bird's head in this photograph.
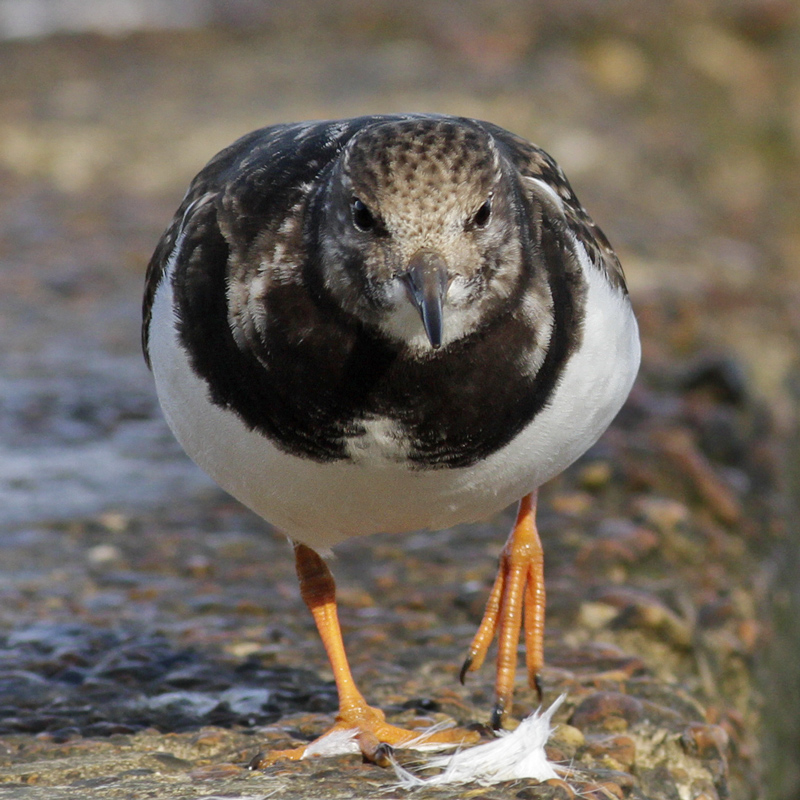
[315,117,529,353]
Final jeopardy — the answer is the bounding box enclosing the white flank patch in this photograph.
[392,695,566,788]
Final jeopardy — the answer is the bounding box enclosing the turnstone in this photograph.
[142,114,640,763]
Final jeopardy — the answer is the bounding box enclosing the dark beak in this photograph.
[404,249,448,348]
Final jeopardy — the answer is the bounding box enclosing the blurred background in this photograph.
[0,1,798,798]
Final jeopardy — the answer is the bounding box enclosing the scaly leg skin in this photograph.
[459,490,545,729]
[252,543,479,767]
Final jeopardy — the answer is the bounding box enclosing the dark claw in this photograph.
[247,751,266,770]
[369,742,395,768]
[533,672,543,702]
[459,656,473,685]
[490,700,506,731]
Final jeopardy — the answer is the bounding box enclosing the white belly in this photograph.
[149,262,639,551]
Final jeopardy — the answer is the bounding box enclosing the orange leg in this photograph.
[460,491,545,728]
[255,543,478,766]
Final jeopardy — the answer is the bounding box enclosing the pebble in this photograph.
[637,764,682,800]
[594,587,692,648]
[149,751,194,772]
[631,496,691,534]
[584,38,650,96]
[578,601,620,631]
[680,722,730,759]
[189,762,244,780]
[86,544,124,566]
[550,491,594,516]
[582,734,637,770]
[516,779,575,799]
[550,722,585,750]
[678,354,749,405]
[97,512,129,533]
[577,519,660,566]
[569,692,644,732]
[578,461,613,491]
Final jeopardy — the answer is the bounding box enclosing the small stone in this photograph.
[542,778,576,799]
[191,729,229,749]
[578,601,619,631]
[550,722,585,749]
[189,763,243,780]
[638,764,682,800]
[632,496,691,534]
[69,776,118,789]
[697,598,736,629]
[519,780,575,800]
[595,782,625,800]
[578,461,613,490]
[597,519,659,562]
[678,354,748,405]
[680,722,729,759]
[337,587,375,609]
[638,700,686,729]
[224,641,263,659]
[150,752,193,772]
[97,512,129,533]
[592,587,692,648]
[584,38,650,96]
[737,618,761,651]
[569,692,643,732]
[185,554,213,578]
[583,734,637,769]
[550,491,594,516]
[86,544,123,566]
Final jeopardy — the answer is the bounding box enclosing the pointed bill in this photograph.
[404,249,448,348]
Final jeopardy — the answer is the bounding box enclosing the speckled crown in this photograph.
[343,118,500,214]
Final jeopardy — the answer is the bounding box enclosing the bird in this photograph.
[142,114,640,765]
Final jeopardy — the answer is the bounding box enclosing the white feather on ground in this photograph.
[294,695,566,788]
[301,721,464,759]
[391,695,567,787]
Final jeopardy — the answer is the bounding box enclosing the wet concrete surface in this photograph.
[1,4,799,799]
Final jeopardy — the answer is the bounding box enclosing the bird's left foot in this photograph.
[250,702,479,767]
[460,490,545,729]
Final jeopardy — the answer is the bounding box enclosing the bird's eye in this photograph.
[351,197,376,232]
[469,197,492,229]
